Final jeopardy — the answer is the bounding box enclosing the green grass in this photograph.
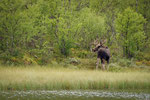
[0,65,150,92]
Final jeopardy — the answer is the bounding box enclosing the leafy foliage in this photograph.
[115,8,146,58]
[0,0,149,65]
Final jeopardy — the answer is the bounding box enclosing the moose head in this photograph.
[91,39,110,70]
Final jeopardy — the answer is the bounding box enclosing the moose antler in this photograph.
[90,38,108,52]
[90,38,100,46]
[90,38,107,47]
[90,38,100,52]
[100,39,107,46]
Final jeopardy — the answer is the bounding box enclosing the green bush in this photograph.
[65,58,80,65]
[117,58,133,67]
[71,49,94,58]
[135,52,150,61]
[109,63,122,72]
[57,36,73,57]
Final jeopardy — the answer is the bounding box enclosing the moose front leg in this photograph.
[96,58,100,70]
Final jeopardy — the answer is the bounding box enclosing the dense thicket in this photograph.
[0,0,150,65]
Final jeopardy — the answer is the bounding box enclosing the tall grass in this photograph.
[0,66,150,91]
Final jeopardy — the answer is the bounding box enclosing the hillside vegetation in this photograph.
[0,0,150,67]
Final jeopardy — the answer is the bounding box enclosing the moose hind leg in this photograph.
[101,59,105,70]
[106,58,110,70]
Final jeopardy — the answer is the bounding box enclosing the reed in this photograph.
[0,66,150,91]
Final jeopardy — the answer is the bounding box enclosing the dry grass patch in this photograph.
[0,66,150,91]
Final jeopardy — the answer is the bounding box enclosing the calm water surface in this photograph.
[0,90,150,100]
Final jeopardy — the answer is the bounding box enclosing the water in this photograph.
[0,90,150,100]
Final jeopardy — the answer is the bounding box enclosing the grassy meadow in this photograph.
[0,65,150,92]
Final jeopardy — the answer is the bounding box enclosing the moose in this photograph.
[91,39,110,70]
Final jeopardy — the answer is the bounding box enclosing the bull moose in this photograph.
[92,39,110,70]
